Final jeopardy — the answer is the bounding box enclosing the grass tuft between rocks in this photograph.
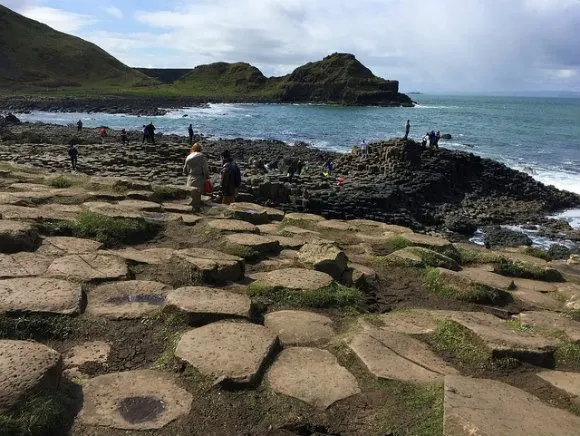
[427,319,489,367]
[247,281,364,311]
[423,268,504,304]
[46,175,74,189]
[524,247,552,261]
[33,211,163,248]
[375,381,444,436]
[0,389,77,436]
[456,247,505,265]
[0,314,79,341]
[555,339,580,368]
[494,261,564,282]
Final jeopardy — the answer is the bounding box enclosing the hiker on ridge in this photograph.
[183,142,209,212]
[188,124,194,145]
[404,120,411,140]
[220,150,241,205]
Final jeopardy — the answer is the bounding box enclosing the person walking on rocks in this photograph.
[120,128,128,146]
[221,150,241,205]
[142,125,148,144]
[434,130,441,149]
[76,119,82,132]
[183,142,209,212]
[428,130,436,148]
[68,144,78,171]
[188,124,194,145]
[421,132,429,149]
[147,122,156,145]
[404,120,411,140]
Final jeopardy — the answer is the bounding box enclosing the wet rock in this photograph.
[484,226,532,249]
[549,244,571,260]
[444,214,477,235]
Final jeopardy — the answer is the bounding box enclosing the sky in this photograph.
[3,0,580,93]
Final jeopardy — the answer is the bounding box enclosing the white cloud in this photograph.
[19,6,97,33]
[104,6,123,19]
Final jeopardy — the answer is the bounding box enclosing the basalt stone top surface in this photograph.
[0,277,84,315]
[87,280,169,319]
[0,340,62,413]
[77,370,193,430]
[253,268,334,291]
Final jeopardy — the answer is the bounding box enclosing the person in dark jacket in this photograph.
[404,120,410,140]
[188,124,194,145]
[142,125,148,144]
[120,128,128,146]
[428,130,436,148]
[68,144,78,171]
[77,120,82,132]
[147,122,156,144]
[220,150,241,205]
[434,130,441,149]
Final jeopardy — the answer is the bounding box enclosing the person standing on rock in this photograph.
[429,130,436,148]
[188,124,194,145]
[147,122,156,145]
[183,143,210,212]
[77,120,82,132]
[434,131,441,149]
[221,150,241,205]
[361,139,368,158]
[421,132,429,149]
[120,128,128,146]
[142,125,148,144]
[404,120,411,140]
[68,144,78,171]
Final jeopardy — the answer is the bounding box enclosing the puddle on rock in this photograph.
[118,396,166,424]
[105,294,165,305]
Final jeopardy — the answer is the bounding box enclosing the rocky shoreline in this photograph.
[1,121,579,239]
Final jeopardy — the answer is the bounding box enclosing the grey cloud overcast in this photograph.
[9,0,580,92]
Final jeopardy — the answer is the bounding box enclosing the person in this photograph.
[428,130,436,148]
[421,132,429,149]
[404,120,411,140]
[434,130,441,149]
[147,122,156,144]
[360,139,368,158]
[188,124,194,145]
[220,150,241,205]
[98,127,107,144]
[142,125,148,144]
[183,142,209,212]
[76,120,82,132]
[68,144,78,171]
[120,128,128,146]
[323,159,334,176]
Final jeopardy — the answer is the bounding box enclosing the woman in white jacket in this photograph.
[183,143,210,212]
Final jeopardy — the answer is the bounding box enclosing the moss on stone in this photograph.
[494,261,564,282]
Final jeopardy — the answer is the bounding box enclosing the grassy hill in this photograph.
[169,53,412,106]
[0,4,155,90]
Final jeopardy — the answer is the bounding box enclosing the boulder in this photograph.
[0,340,62,413]
[484,226,532,249]
[548,244,571,260]
[264,310,335,346]
[298,240,348,280]
[174,248,245,282]
[0,220,39,254]
[175,321,278,386]
[444,375,580,436]
[444,214,477,235]
[77,370,192,430]
[267,347,360,409]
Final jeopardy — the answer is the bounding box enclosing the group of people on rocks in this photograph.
[183,143,241,212]
[421,130,441,149]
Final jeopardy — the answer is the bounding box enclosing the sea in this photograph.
[13,94,580,245]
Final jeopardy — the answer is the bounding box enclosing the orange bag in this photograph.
[203,179,213,194]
